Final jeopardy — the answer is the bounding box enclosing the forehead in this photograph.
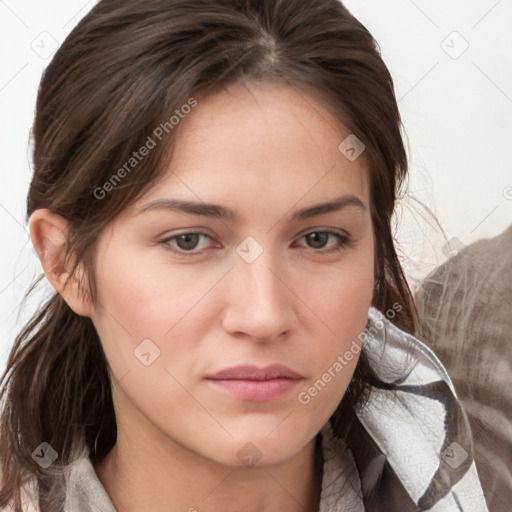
[135,81,370,221]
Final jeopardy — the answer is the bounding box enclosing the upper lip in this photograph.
[206,364,303,380]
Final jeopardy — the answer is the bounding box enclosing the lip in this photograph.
[205,364,304,401]
[207,364,303,380]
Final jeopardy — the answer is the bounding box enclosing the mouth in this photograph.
[205,364,304,402]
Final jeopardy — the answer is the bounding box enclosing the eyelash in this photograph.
[159,229,352,256]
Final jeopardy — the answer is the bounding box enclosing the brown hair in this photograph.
[0,0,416,509]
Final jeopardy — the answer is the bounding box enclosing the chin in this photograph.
[203,417,318,468]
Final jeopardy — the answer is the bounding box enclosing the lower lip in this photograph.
[206,378,302,401]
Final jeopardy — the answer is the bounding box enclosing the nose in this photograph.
[221,245,297,343]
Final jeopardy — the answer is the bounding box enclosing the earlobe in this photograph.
[29,208,93,318]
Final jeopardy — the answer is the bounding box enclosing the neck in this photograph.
[94,425,324,512]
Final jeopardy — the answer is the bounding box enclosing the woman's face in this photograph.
[90,81,374,467]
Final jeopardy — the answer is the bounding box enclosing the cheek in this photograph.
[90,252,213,422]
[303,241,374,338]
[93,248,221,336]
[295,243,374,413]
[312,266,373,373]
[90,247,230,389]
[90,253,173,373]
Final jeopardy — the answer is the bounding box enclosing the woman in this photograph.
[0,0,489,510]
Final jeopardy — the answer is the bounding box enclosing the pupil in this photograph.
[307,232,328,248]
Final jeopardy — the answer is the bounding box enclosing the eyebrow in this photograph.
[138,194,366,222]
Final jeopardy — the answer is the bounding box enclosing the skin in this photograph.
[30,81,375,512]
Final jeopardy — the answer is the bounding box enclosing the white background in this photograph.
[1,0,511,372]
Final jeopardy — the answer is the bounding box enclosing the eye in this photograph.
[160,232,216,254]
[294,229,351,253]
[159,229,351,256]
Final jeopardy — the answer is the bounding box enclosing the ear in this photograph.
[29,208,93,317]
